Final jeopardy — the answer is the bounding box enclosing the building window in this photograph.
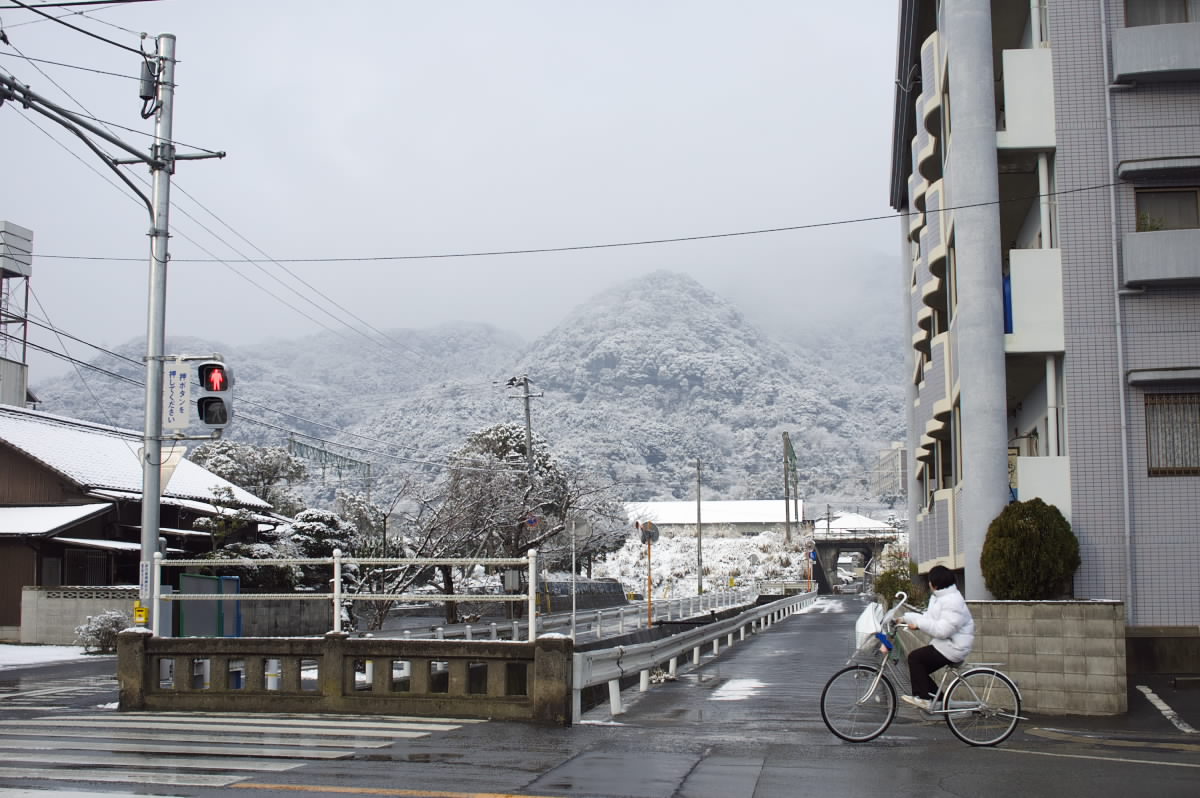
[1146,393,1200,476]
[64,549,109,585]
[1136,188,1200,231]
[1126,0,1199,26]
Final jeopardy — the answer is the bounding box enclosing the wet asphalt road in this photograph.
[3,597,1200,797]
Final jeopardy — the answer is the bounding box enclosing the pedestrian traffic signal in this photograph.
[195,360,234,431]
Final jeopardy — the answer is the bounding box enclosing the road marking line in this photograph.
[14,719,432,738]
[0,686,85,700]
[0,791,178,798]
[43,714,463,732]
[0,736,353,759]
[1030,727,1200,752]
[0,726,387,750]
[233,785,564,798]
[997,747,1200,769]
[108,711,486,725]
[0,749,302,771]
[0,765,241,787]
[1136,685,1199,734]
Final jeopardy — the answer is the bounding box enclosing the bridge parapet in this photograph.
[117,629,573,725]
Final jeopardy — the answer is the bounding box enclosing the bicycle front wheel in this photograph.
[820,665,897,742]
[944,668,1021,746]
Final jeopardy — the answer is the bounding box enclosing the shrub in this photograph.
[981,498,1081,600]
[75,609,133,653]
[874,559,927,608]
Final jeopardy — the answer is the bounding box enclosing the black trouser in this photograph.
[907,644,958,699]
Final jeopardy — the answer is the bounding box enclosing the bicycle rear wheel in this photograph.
[944,668,1021,746]
[820,665,897,742]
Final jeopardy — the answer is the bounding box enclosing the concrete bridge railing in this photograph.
[117,629,575,725]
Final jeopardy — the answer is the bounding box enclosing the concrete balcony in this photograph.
[924,180,947,277]
[1013,455,1072,522]
[1005,248,1064,354]
[920,31,942,136]
[1113,22,1200,83]
[996,48,1055,150]
[916,122,941,182]
[1123,229,1200,287]
[921,274,944,310]
[909,172,926,242]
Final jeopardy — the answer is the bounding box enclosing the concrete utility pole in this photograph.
[139,34,178,620]
[506,375,542,481]
[783,432,793,544]
[696,459,703,595]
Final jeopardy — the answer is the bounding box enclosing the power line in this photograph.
[0,52,139,80]
[169,180,428,361]
[0,1,158,7]
[2,63,417,362]
[32,181,1123,264]
[5,0,148,55]
[10,315,517,472]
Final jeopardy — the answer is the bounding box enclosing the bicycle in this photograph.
[819,591,1023,746]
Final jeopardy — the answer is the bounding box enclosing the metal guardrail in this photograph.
[571,590,818,722]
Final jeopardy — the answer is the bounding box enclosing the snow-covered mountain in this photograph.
[31,271,904,507]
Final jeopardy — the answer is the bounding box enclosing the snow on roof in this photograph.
[813,511,896,533]
[0,405,269,510]
[55,537,184,555]
[0,503,111,536]
[626,499,804,526]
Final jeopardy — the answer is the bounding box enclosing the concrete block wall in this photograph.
[240,599,331,637]
[20,587,332,643]
[969,600,1126,715]
[21,586,139,645]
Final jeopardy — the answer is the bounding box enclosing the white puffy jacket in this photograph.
[902,584,975,662]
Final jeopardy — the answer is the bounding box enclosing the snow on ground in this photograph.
[0,644,102,670]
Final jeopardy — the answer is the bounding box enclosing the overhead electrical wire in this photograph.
[4,0,148,55]
[32,181,1123,265]
[8,331,518,475]
[0,1,159,8]
[0,57,418,363]
[9,312,496,465]
[0,52,138,80]
[23,288,144,464]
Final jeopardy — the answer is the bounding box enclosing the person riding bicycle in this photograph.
[899,565,975,711]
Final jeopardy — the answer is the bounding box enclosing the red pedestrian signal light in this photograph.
[200,364,229,392]
[194,360,234,431]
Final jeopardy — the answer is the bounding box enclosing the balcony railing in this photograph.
[1113,21,1200,83]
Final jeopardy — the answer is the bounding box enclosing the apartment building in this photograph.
[889,0,1200,628]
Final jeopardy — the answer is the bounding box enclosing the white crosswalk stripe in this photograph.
[0,710,476,790]
[0,676,117,709]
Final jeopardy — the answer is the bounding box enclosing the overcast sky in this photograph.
[1,1,900,380]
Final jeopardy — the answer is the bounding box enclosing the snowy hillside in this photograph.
[30,272,904,507]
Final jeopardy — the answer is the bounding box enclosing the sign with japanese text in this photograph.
[162,358,191,431]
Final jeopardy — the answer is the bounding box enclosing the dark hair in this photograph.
[928,565,956,591]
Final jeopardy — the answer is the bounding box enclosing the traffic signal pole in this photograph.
[138,34,177,626]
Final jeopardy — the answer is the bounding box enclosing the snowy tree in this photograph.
[444,423,571,559]
[190,440,307,516]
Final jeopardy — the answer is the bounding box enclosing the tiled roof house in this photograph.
[0,404,277,639]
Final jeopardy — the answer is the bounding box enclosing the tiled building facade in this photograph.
[890,0,1200,627]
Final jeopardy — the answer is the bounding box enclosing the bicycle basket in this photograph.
[852,602,884,651]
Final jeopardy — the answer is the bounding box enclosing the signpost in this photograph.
[639,521,659,626]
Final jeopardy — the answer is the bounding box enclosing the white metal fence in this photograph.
[152,548,541,640]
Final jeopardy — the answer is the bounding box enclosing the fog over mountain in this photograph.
[31,271,904,511]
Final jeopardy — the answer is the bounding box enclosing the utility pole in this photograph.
[783,432,793,544]
[3,33,223,631]
[506,375,542,481]
[696,459,703,595]
[138,34,178,623]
